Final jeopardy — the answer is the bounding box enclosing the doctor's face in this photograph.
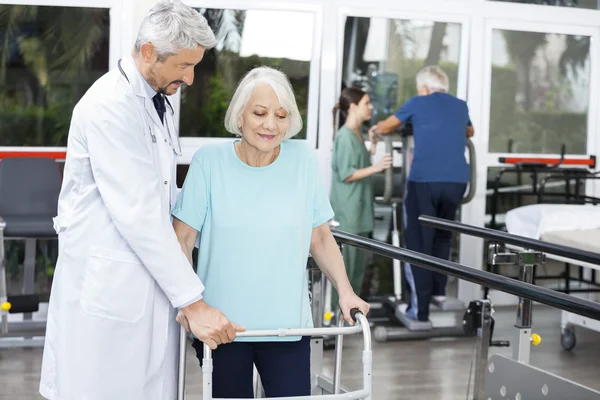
[239,84,289,153]
[142,44,206,96]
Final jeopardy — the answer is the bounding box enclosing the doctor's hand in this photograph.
[338,290,370,326]
[180,300,245,350]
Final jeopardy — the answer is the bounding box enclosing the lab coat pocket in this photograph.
[80,246,152,323]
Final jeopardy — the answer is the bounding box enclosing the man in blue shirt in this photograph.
[374,65,474,322]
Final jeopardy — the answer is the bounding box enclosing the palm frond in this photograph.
[559,35,589,79]
[48,8,107,80]
[0,5,38,85]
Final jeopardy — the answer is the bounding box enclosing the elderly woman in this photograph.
[172,66,369,398]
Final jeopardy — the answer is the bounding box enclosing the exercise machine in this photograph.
[373,131,478,341]
[0,157,60,348]
[337,66,481,337]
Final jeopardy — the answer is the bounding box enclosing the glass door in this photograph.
[324,5,471,300]
[478,18,599,304]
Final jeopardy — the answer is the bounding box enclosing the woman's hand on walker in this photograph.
[338,291,370,325]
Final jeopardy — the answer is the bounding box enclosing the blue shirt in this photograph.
[394,92,471,183]
[172,140,334,342]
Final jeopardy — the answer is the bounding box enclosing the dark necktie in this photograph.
[152,93,166,124]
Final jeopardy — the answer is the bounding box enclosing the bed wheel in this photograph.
[561,326,576,351]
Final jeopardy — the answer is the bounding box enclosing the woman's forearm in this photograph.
[173,218,198,267]
[344,165,376,183]
[310,225,353,296]
[179,240,194,266]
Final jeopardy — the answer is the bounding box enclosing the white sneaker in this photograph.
[433,296,446,303]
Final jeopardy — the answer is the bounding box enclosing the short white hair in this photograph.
[224,66,303,140]
[416,65,449,93]
[134,0,217,61]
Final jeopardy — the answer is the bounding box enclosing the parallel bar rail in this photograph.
[418,215,600,267]
[330,230,600,321]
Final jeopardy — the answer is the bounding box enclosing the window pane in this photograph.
[342,17,462,137]
[0,5,110,147]
[491,0,599,10]
[179,9,314,139]
[489,29,590,154]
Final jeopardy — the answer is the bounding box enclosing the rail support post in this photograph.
[472,299,493,400]
[488,244,545,364]
[513,251,544,363]
[0,219,8,336]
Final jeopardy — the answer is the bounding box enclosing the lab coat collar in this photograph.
[120,54,166,129]
[120,54,157,99]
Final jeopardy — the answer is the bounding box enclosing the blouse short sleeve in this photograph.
[172,152,209,233]
[310,152,334,228]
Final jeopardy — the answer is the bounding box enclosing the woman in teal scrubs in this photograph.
[330,87,393,313]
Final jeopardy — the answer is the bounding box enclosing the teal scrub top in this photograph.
[172,140,334,342]
[329,125,374,234]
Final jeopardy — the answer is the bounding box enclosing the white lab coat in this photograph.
[39,55,203,400]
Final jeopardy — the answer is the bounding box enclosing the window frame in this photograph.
[175,0,324,164]
[481,18,599,166]
[0,0,124,157]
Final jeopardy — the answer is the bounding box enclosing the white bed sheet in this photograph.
[505,204,600,240]
[541,229,600,254]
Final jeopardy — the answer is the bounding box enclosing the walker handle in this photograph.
[350,307,361,323]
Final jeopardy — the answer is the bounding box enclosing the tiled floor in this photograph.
[1,305,600,399]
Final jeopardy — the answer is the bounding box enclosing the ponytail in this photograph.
[333,87,366,139]
[332,103,340,139]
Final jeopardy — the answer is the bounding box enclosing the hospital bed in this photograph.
[505,203,600,350]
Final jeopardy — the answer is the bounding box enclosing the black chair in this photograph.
[0,157,61,348]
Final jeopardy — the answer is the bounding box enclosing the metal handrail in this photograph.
[331,229,600,320]
[418,215,600,266]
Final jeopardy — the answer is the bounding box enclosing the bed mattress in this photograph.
[505,204,600,240]
[541,229,600,254]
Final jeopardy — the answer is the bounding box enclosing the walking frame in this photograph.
[176,308,372,400]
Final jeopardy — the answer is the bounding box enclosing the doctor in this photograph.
[39,1,244,399]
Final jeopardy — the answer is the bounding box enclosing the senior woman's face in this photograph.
[240,84,289,152]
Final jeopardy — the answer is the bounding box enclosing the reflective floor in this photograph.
[1,306,600,400]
